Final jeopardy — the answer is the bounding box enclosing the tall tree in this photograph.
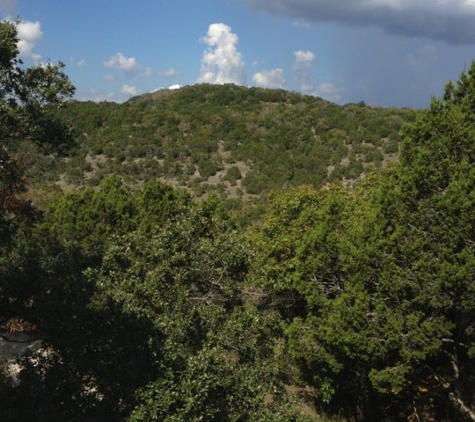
[249,63,475,420]
[0,19,74,237]
[0,19,75,359]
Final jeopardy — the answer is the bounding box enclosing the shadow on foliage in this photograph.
[0,238,164,422]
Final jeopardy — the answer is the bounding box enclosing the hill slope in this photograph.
[27,84,417,198]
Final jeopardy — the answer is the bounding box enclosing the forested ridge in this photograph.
[25,80,416,198]
[2,20,475,421]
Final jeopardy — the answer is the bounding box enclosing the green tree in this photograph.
[249,64,475,420]
[0,19,74,313]
[0,19,74,242]
[41,175,136,262]
[0,19,75,416]
[0,19,75,152]
[29,191,299,420]
[14,180,320,421]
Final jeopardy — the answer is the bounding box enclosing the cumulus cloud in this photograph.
[253,68,286,89]
[293,50,315,70]
[197,23,246,85]
[121,84,139,97]
[293,50,315,92]
[233,0,475,44]
[104,52,141,76]
[16,20,43,62]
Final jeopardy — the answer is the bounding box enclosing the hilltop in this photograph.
[27,84,416,201]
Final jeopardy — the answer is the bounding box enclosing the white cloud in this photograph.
[253,68,286,89]
[121,84,140,97]
[293,50,315,92]
[103,74,115,82]
[159,68,179,77]
[300,83,315,92]
[197,23,246,85]
[233,0,475,44]
[145,67,152,77]
[104,52,141,76]
[293,50,315,70]
[16,20,43,62]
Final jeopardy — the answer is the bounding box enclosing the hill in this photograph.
[26,84,416,200]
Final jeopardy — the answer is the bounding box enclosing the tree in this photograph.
[0,19,75,409]
[249,64,475,420]
[0,19,74,238]
[12,184,306,421]
[41,175,137,262]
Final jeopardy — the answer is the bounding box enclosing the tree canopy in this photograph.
[0,19,74,242]
[1,19,74,310]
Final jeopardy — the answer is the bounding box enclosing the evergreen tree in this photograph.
[0,19,74,323]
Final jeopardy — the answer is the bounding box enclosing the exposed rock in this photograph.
[0,331,42,386]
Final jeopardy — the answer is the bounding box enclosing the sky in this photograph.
[1,0,475,108]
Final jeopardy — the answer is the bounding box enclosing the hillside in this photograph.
[27,84,416,199]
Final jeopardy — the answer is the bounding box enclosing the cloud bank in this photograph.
[233,0,475,44]
[198,23,246,85]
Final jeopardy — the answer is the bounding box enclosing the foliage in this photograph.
[0,19,74,245]
[248,63,475,420]
[30,83,416,201]
[0,18,74,359]
[4,25,475,421]
[2,179,311,421]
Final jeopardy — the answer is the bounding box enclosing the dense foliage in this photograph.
[2,19,475,422]
[247,65,475,420]
[0,19,74,331]
[26,82,416,201]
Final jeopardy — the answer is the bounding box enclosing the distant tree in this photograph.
[223,165,242,185]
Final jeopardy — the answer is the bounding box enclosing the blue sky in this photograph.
[2,0,475,108]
